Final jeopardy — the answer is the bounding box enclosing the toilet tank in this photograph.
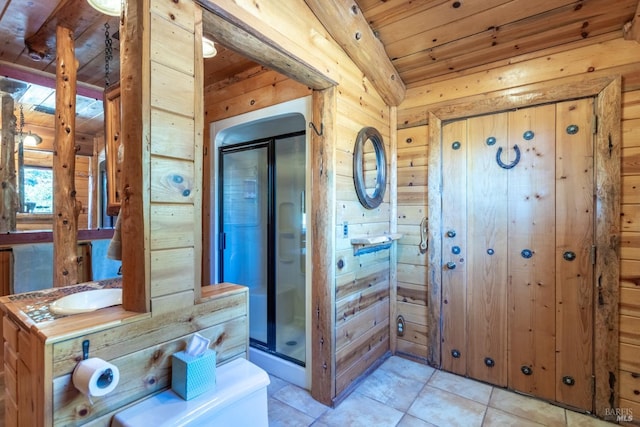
[111,358,270,427]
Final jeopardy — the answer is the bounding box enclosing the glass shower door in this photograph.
[219,132,306,366]
[219,145,269,345]
[274,135,306,363]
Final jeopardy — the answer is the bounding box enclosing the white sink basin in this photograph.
[50,289,123,315]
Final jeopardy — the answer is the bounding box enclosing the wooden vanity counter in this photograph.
[0,282,249,427]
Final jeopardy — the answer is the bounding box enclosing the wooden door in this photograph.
[440,99,594,411]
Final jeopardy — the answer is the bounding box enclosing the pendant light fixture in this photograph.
[87,0,122,17]
[17,104,42,146]
[23,132,43,147]
[202,37,217,58]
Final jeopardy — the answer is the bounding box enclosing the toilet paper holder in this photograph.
[82,339,90,360]
[81,339,115,389]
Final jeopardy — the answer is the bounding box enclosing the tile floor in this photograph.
[267,355,615,427]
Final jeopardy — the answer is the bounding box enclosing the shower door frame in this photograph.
[218,131,306,366]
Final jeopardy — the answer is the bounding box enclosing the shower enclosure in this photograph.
[218,123,306,367]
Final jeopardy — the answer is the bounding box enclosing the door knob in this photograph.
[446,261,456,270]
[446,230,456,238]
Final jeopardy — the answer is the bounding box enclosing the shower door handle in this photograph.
[218,233,227,250]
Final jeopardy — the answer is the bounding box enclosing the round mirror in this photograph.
[353,127,386,209]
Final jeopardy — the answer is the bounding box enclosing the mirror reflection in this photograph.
[0,76,114,232]
[362,137,378,198]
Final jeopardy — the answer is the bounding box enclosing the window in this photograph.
[23,167,53,213]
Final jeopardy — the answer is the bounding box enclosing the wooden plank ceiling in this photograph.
[0,0,638,139]
[357,0,639,87]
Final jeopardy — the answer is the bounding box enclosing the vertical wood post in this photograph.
[0,94,17,233]
[427,112,443,367]
[311,87,336,405]
[120,0,149,312]
[594,77,621,418]
[53,26,81,286]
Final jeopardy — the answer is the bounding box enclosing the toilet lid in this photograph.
[111,358,270,427]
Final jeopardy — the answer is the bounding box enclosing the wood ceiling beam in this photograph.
[0,61,104,100]
[623,0,640,41]
[199,1,337,91]
[304,0,406,106]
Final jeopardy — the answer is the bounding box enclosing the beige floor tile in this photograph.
[356,366,427,411]
[489,388,566,427]
[273,383,329,419]
[397,414,438,426]
[566,410,617,426]
[379,356,436,383]
[408,385,487,427]
[316,392,404,427]
[428,370,493,405]
[482,407,545,427]
[268,397,316,427]
[268,374,289,397]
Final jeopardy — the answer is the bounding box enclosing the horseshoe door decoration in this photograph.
[496,145,521,169]
[493,130,533,169]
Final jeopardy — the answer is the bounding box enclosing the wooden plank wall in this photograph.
[49,285,248,426]
[397,35,640,417]
[204,66,312,123]
[620,88,640,419]
[395,126,428,358]
[202,19,392,401]
[146,0,203,314]
[334,80,391,397]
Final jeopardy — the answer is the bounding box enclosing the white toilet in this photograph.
[111,358,270,427]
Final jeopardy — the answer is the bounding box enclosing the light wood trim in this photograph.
[389,106,398,353]
[303,0,405,106]
[199,1,336,90]
[89,135,101,229]
[33,327,51,427]
[201,118,211,287]
[426,111,442,367]
[426,74,621,417]
[0,250,11,296]
[594,77,622,416]
[311,87,336,406]
[104,83,122,217]
[53,26,80,287]
[193,7,204,300]
[415,75,617,127]
[120,0,150,312]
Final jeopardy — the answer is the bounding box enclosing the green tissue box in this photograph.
[171,349,217,400]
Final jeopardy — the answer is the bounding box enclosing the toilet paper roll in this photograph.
[72,357,120,398]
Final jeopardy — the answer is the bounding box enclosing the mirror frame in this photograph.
[104,82,122,216]
[353,126,386,209]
